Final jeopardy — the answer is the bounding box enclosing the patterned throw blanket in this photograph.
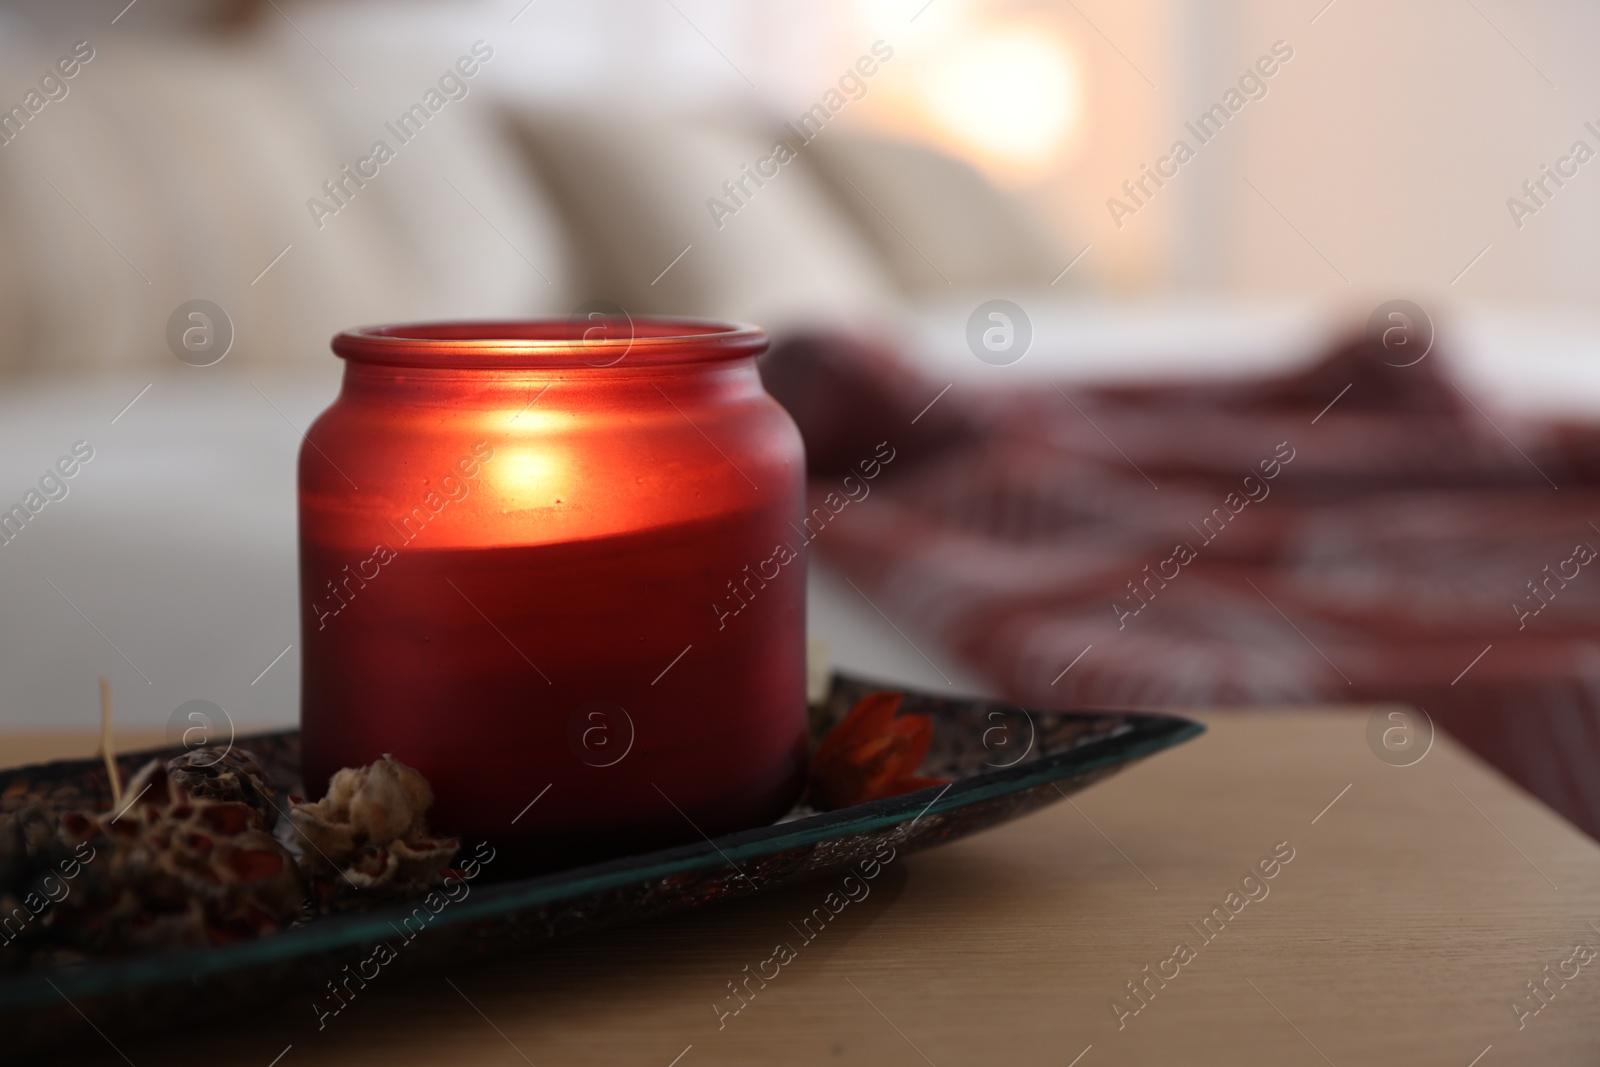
[763,331,1600,840]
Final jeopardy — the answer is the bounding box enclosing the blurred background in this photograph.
[3,0,1600,832]
[5,0,1600,363]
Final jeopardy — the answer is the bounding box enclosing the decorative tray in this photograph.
[0,673,1202,1054]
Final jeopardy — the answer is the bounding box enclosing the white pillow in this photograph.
[0,31,572,375]
[506,108,903,336]
[799,133,1068,295]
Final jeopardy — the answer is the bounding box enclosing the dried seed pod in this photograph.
[166,747,280,830]
[54,759,303,951]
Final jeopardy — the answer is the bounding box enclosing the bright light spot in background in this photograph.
[854,0,976,39]
[922,24,1081,173]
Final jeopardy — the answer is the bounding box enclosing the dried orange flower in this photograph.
[808,691,949,811]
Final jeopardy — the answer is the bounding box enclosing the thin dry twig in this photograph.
[98,676,123,809]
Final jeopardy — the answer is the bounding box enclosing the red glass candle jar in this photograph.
[298,318,808,861]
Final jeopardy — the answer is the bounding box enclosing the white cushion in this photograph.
[0,31,572,375]
[507,109,902,335]
[800,133,1069,295]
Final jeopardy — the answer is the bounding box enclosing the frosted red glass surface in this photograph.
[297,319,808,860]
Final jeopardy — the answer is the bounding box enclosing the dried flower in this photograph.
[5,683,469,963]
[808,691,949,811]
[289,754,458,902]
[55,758,303,950]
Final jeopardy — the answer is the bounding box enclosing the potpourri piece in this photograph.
[53,755,303,951]
[289,753,459,906]
[807,691,950,810]
[1,746,460,964]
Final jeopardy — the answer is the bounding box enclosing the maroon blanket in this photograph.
[763,332,1600,839]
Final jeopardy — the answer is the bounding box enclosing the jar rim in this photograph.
[331,317,768,369]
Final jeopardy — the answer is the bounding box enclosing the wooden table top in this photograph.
[7,710,1599,1066]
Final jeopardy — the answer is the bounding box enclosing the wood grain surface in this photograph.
[6,710,1599,1066]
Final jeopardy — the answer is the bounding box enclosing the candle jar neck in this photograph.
[334,356,765,410]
